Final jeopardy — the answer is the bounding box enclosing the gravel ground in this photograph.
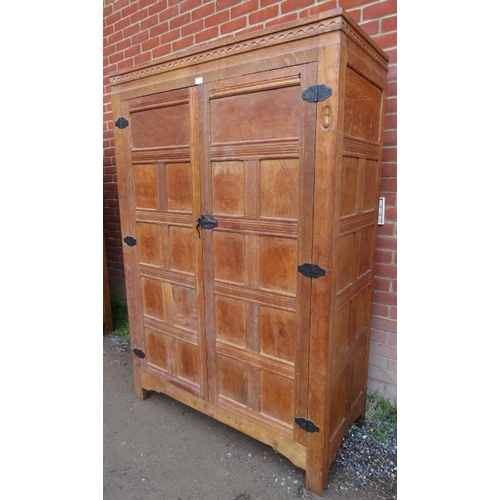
[104,334,396,499]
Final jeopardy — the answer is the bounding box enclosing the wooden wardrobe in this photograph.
[111,8,388,495]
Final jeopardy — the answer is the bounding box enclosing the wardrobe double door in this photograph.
[123,63,319,444]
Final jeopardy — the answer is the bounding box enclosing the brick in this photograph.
[150,22,169,38]
[153,43,172,58]
[260,0,279,7]
[117,58,135,71]
[339,0,369,8]
[192,2,215,21]
[205,10,230,28]
[121,1,139,19]
[105,9,121,28]
[216,0,243,9]
[112,0,129,10]
[142,36,161,52]
[382,146,397,161]
[180,0,200,14]
[383,130,396,147]
[385,96,397,113]
[370,342,397,359]
[376,249,393,264]
[249,5,278,24]
[371,303,389,318]
[369,367,396,385]
[363,0,397,20]
[299,3,337,18]
[388,64,397,81]
[114,15,131,33]
[107,30,123,46]
[130,8,148,24]
[372,31,397,50]
[385,206,397,221]
[161,28,180,44]
[181,19,204,37]
[370,328,388,344]
[170,12,191,29]
[134,51,152,65]
[173,35,194,52]
[359,19,379,36]
[221,17,247,35]
[109,51,125,65]
[385,48,397,64]
[389,306,397,320]
[369,354,388,370]
[103,167,116,176]
[123,22,140,39]
[382,15,397,32]
[230,0,258,19]
[387,358,397,372]
[132,30,149,45]
[116,38,132,52]
[103,43,115,58]
[195,26,219,44]
[140,14,159,31]
[148,0,167,16]
[374,235,396,251]
[381,162,396,177]
[374,276,391,292]
[373,290,397,306]
[374,262,397,279]
[387,80,397,97]
[377,222,395,238]
[281,0,315,15]
[159,5,180,23]
[103,4,113,18]
[377,192,396,206]
[266,13,297,28]
[388,333,397,347]
[103,21,114,38]
[380,177,396,191]
[344,8,360,22]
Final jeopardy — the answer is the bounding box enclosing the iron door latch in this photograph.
[196,214,218,237]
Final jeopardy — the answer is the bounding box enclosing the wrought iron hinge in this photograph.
[297,263,326,278]
[115,117,129,129]
[124,236,137,247]
[301,84,332,103]
[133,348,145,359]
[295,417,320,433]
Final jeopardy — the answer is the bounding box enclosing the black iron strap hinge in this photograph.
[115,117,129,129]
[124,236,137,247]
[297,263,326,279]
[295,417,320,433]
[133,348,145,359]
[301,84,332,103]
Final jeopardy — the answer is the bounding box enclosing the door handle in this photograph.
[196,214,218,237]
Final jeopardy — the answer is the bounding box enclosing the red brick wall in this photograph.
[103,0,397,401]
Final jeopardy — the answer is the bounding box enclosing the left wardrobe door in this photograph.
[116,86,208,401]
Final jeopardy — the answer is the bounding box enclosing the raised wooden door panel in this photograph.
[200,65,318,443]
[125,88,206,399]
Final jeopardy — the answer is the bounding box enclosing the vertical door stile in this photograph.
[115,98,148,399]
[294,62,318,445]
[197,83,218,404]
[190,85,208,401]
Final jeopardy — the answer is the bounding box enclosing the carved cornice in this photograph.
[110,20,340,85]
[340,19,389,69]
[109,12,388,86]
